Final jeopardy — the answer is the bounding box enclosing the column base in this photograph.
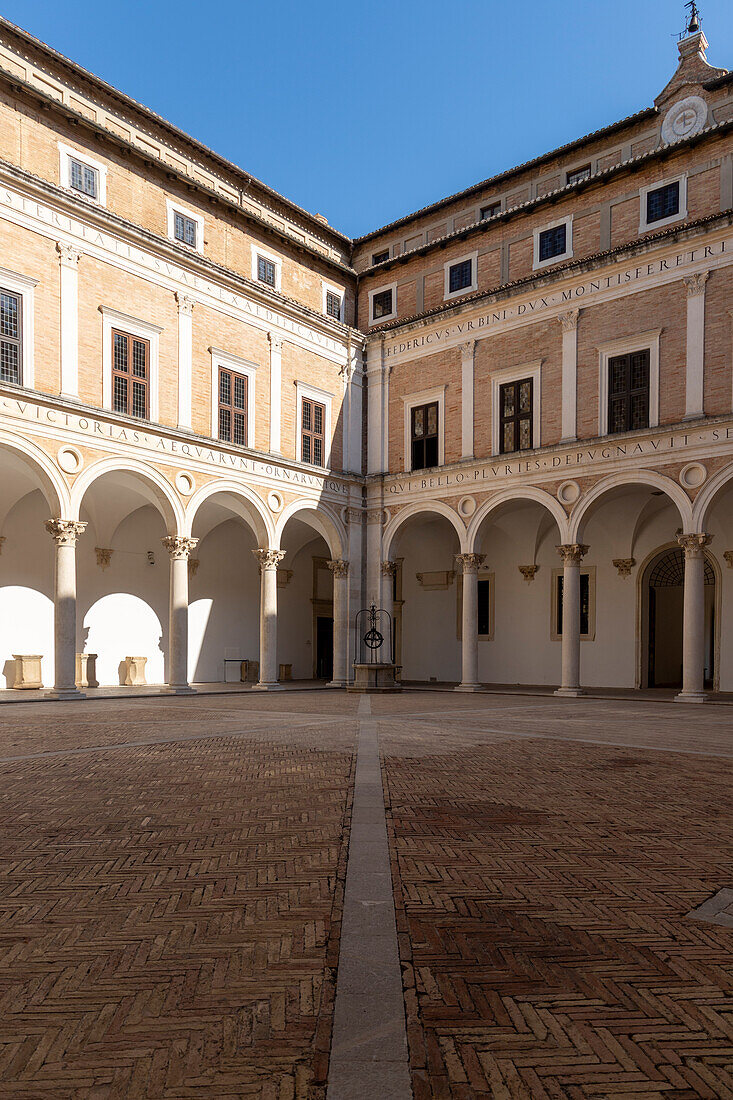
[327,679,348,688]
[674,690,708,703]
[252,682,283,691]
[553,687,586,698]
[455,683,482,692]
[162,685,196,695]
[45,689,86,701]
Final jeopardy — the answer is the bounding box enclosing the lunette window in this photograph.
[499,377,533,454]
[448,259,473,294]
[257,256,277,286]
[112,330,150,419]
[646,181,680,225]
[69,158,99,199]
[174,211,197,248]
[567,164,591,185]
[302,397,325,466]
[218,368,247,446]
[372,249,389,265]
[556,573,590,637]
[538,223,567,262]
[0,288,21,384]
[325,291,342,319]
[480,202,501,220]
[411,401,439,470]
[372,288,393,320]
[608,349,650,434]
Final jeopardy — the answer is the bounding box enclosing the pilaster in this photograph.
[175,293,195,431]
[57,242,81,400]
[683,272,708,419]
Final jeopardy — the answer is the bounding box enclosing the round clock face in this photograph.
[661,96,708,144]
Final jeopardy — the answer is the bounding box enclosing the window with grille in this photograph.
[538,223,567,261]
[302,397,325,466]
[218,368,248,446]
[371,288,393,320]
[556,572,590,637]
[607,349,650,434]
[112,330,150,419]
[372,249,389,265]
[411,402,439,470]
[646,181,679,225]
[325,290,342,319]
[567,164,591,185]
[448,259,473,294]
[257,255,277,286]
[0,288,21,384]
[480,202,501,220]
[499,377,533,454]
[174,211,197,248]
[69,158,99,199]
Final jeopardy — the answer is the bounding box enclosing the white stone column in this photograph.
[554,543,588,697]
[558,309,580,441]
[268,333,283,454]
[676,532,712,703]
[455,553,485,691]
[381,560,397,662]
[45,519,87,699]
[366,336,386,474]
[253,549,285,689]
[162,536,198,693]
[460,340,475,460]
[57,243,81,400]
[346,506,364,673]
[175,294,194,430]
[683,273,708,419]
[328,559,350,686]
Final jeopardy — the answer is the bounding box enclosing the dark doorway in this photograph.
[316,616,333,680]
[646,547,715,689]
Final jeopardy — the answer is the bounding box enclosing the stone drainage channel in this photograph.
[327,694,412,1099]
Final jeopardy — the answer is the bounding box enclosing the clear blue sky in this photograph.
[2,1,731,238]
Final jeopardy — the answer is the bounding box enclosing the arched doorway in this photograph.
[643,546,716,689]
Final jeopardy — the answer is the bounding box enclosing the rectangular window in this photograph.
[556,572,590,637]
[112,330,150,419]
[372,288,393,320]
[448,259,473,294]
[608,349,650,434]
[567,164,591,185]
[302,397,325,466]
[646,181,680,225]
[411,401,439,471]
[325,290,342,319]
[174,211,197,248]
[538,223,567,262]
[0,288,21,384]
[372,249,389,265]
[69,157,99,199]
[477,578,490,636]
[499,377,533,454]
[257,255,277,286]
[480,202,501,220]
[218,368,248,446]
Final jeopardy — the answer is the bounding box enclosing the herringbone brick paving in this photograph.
[379,698,733,1099]
[0,696,357,1098]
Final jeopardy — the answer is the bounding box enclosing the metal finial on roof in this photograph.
[685,0,701,34]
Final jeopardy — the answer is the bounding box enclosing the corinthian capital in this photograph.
[381,560,398,576]
[459,339,476,358]
[253,548,286,571]
[45,519,87,546]
[161,535,199,559]
[327,559,349,578]
[683,272,709,297]
[56,241,81,267]
[175,292,195,316]
[556,543,588,565]
[677,532,712,557]
[557,308,580,332]
[268,332,283,353]
[455,553,486,574]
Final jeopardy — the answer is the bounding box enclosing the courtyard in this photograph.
[0,689,730,1099]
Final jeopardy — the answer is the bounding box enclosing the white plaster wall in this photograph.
[78,504,168,686]
[395,520,461,683]
[188,519,259,682]
[278,537,331,679]
[0,490,54,689]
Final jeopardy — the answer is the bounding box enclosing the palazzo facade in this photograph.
[0,14,732,700]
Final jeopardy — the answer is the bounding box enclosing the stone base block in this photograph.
[252,681,283,691]
[12,655,43,689]
[123,656,148,686]
[553,687,586,698]
[45,689,86,701]
[455,683,482,692]
[674,690,708,703]
[348,663,402,693]
[76,653,98,689]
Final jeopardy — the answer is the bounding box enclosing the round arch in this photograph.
[691,460,733,531]
[275,499,346,559]
[71,457,185,535]
[382,500,468,560]
[185,479,274,546]
[466,486,569,551]
[569,470,692,542]
[0,430,70,519]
